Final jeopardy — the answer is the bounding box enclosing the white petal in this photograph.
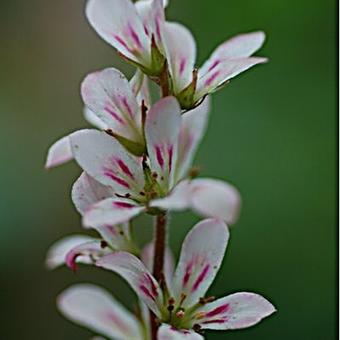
[65,240,112,271]
[196,57,267,100]
[188,178,241,224]
[83,107,108,130]
[176,97,211,181]
[129,69,151,107]
[81,68,143,144]
[58,284,142,339]
[141,242,174,286]
[86,0,151,66]
[45,235,96,270]
[72,173,133,250]
[69,129,145,197]
[195,292,276,330]
[45,136,73,169]
[163,22,197,93]
[134,0,166,52]
[157,324,204,340]
[171,219,229,308]
[145,97,181,191]
[72,172,114,216]
[83,197,145,229]
[209,31,266,60]
[97,252,163,317]
[149,180,191,211]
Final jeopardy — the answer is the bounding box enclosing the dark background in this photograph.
[0,0,337,339]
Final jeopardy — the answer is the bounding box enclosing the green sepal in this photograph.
[107,130,146,157]
[176,69,198,110]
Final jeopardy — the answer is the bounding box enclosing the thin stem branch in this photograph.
[150,213,167,340]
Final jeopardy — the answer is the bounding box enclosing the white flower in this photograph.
[86,0,169,75]
[58,219,275,339]
[60,96,239,228]
[163,25,267,109]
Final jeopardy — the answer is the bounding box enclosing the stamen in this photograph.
[100,241,108,249]
[199,296,215,305]
[179,293,187,306]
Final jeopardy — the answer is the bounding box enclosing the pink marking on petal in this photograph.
[202,318,227,324]
[139,285,156,300]
[144,24,150,36]
[104,106,125,125]
[182,260,194,287]
[104,312,130,333]
[179,58,187,75]
[168,145,173,172]
[192,264,210,292]
[104,170,130,188]
[65,251,78,272]
[204,71,221,87]
[121,96,134,119]
[128,24,142,49]
[155,16,162,41]
[113,202,136,209]
[145,273,158,298]
[208,60,220,72]
[205,303,230,318]
[155,146,164,169]
[114,35,130,50]
[117,159,135,179]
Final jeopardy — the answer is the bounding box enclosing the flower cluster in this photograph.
[45,0,275,339]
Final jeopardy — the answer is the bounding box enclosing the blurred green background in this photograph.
[0,0,337,339]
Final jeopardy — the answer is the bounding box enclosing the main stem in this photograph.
[150,213,167,340]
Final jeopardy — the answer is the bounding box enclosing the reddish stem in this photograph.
[150,213,167,340]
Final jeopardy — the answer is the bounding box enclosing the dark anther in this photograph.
[152,172,158,179]
[125,193,131,198]
[119,231,124,236]
[168,297,175,305]
[100,241,108,249]
[199,296,215,305]
[105,129,116,137]
[193,324,202,332]
[167,305,174,312]
[139,191,146,196]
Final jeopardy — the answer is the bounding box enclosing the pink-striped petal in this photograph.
[97,252,163,317]
[141,242,174,286]
[145,97,181,191]
[65,240,112,271]
[69,130,145,197]
[83,107,108,130]
[196,57,267,101]
[134,0,165,52]
[83,197,145,229]
[45,235,96,270]
[58,284,143,339]
[188,178,241,225]
[171,219,229,308]
[162,22,197,94]
[157,324,204,340]
[45,136,73,169]
[175,97,211,181]
[81,68,143,144]
[86,0,151,67]
[194,292,276,330]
